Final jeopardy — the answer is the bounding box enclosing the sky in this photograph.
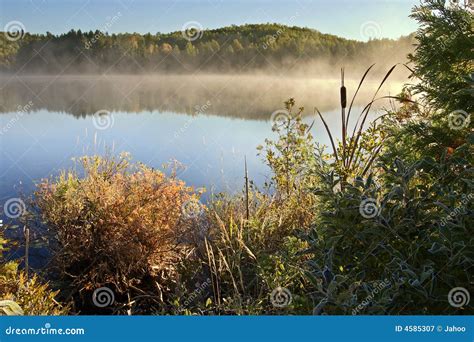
[1,0,420,41]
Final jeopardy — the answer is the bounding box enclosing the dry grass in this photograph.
[33,153,201,313]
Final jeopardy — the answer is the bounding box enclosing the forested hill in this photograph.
[0,24,414,74]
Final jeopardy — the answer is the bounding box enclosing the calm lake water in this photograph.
[0,74,402,203]
[0,74,404,266]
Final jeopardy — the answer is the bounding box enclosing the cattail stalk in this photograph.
[24,226,30,282]
[244,156,249,220]
[341,68,347,167]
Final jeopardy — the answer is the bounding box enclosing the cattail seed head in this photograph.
[340,86,347,109]
[340,67,347,109]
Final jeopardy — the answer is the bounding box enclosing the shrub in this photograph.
[303,151,473,314]
[258,98,318,196]
[257,98,321,228]
[33,153,201,313]
[409,0,473,113]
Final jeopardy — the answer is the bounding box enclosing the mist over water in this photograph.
[0,71,407,118]
[0,70,407,205]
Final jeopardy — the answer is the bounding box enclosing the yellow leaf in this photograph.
[205,297,212,307]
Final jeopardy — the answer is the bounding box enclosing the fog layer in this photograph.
[1,71,408,119]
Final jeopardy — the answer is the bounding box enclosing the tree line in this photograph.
[0,24,414,73]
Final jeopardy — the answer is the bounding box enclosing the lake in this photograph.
[0,74,403,203]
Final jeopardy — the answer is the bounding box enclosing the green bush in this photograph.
[408,0,473,113]
[303,150,473,314]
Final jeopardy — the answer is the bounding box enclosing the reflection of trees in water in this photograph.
[0,75,402,119]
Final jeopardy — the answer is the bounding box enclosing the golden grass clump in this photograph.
[34,153,201,312]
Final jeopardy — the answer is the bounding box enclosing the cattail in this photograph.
[24,226,30,282]
[341,67,347,170]
[244,156,249,220]
[340,68,347,109]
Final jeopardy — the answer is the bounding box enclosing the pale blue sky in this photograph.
[1,0,419,41]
